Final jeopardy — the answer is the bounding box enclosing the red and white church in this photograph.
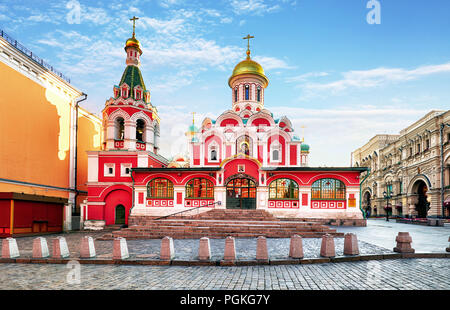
[83,26,367,227]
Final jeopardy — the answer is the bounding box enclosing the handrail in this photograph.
[153,201,222,221]
[0,29,71,83]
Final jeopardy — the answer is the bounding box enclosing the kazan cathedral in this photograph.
[84,22,367,228]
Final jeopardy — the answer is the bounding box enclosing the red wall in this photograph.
[223,158,260,183]
[104,189,131,225]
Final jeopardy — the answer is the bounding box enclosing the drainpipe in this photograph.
[130,169,135,218]
[359,168,371,219]
[74,93,87,214]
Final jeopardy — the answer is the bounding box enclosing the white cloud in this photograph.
[301,62,450,96]
[253,56,290,70]
[285,71,329,83]
[269,105,430,166]
[230,0,281,16]
[82,6,112,25]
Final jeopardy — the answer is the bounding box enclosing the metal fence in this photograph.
[0,29,71,84]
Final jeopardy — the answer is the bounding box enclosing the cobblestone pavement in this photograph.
[0,258,448,290]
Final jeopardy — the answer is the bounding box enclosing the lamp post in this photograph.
[383,189,394,222]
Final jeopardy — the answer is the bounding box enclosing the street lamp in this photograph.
[383,189,394,222]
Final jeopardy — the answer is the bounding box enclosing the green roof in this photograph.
[119,65,146,98]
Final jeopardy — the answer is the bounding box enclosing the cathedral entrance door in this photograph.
[226,178,257,209]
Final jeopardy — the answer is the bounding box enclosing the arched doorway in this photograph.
[415,181,429,218]
[115,205,126,225]
[226,178,257,209]
[363,191,372,217]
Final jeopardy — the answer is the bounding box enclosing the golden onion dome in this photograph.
[228,50,268,88]
[125,35,142,54]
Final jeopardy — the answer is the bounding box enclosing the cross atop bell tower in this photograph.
[130,16,139,37]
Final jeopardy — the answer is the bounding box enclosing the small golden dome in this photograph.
[125,36,142,54]
[228,51,268,87]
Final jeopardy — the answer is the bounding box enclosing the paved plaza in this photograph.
[0,219,449,290]
[0,258,448,290]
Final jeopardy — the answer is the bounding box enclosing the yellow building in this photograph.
[0,29,102,235]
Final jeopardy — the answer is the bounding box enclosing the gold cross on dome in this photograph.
[130,16,139,37]
[243,34,254,58]
[192,112,196,125]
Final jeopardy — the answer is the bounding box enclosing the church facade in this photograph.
[83,23,367,227]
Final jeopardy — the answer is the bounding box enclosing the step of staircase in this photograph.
[99,209,343,240]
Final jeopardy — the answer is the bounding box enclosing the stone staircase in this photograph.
[98,209,344,240]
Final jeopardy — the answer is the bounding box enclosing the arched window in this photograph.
[311,178,346,200]
[136,119,145,142]
[115,117,125,140]
[185,178,214,199]
[245,84,249,100]
[270,141,281,162]
[234,88,238,102]
[269,179,299,199]
[257,86,261,102]
[147,178,174,198]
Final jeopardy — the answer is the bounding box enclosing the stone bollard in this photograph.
[80,236,96,258]
[2,238,20,259]
[256,236,269,261]
[32,237,49,258]
[113,237,129,260]
[446,236,449,253]
[198,237,211,261]
[343,233,359,256]
[289,235,304,259]
[223,236,236,261]
[393,232,415,253]
[320,234,335,258]
[52,236,70,259]
[160,236,175,260]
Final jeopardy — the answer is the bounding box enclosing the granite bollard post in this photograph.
[2,238,20,259]
[198,237,211,261]
[223,236,236,261]
[320,234,335,258]
[256,236,269,261]
[113,237,129,260]
[343,233,359,255]
[52,236,70,259]
[32,237,49,258]
[393,232,415,253]
[289,235,304,259]
[160,236,175,260]
[80,236,96,258]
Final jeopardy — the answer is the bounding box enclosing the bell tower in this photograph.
[102,16,161,154]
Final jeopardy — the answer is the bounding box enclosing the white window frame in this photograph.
[104,163,115,177]
[120,163,132,177]
[208,142,220,163]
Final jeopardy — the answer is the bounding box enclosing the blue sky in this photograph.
[1,0,450,165]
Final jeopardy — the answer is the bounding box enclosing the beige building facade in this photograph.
[352,110,450,219]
